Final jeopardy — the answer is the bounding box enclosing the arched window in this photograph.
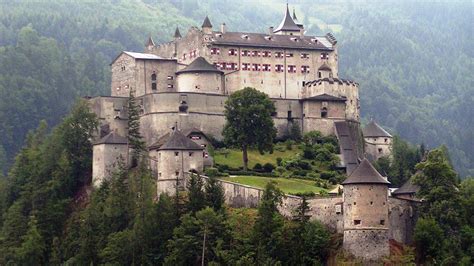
[321,107,328,118]
[151,73,157,91]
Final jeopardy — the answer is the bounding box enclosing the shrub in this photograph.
[275,166,285,176]
[208,135,225,148]
[303,131,323,146]
[286,140,294,150]
[292,191,316,197]
[263,163,275,172]
[253,163,263,170]
[320,171,336,180]
[303,145,316,160]
[276,157,283,166]
[216,164,229,173]
[289,121,302,142]
[204,167,219,177]
[315,147,333,162]
[275,145,286,152]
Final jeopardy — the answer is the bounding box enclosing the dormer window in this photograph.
[241,34,249,40]
[290,37,298,42]
[311,38,318,44]
[264,36,272,40]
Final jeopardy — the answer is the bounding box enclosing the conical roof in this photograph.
[93,132,128,145]
[202,16,213,28]
[159,130,203,151]
[363,121,392,138]
[274,4,301,33]
[146,36,155,47]
[342,159,390,185]
[174,27,182,38]
[292,8,303,27]
[176,57,223,75]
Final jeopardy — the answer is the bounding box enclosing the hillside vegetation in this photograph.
[0,0,472,176]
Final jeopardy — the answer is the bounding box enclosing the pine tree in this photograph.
[187,173,206,213]
[128,90,145,162]
[16,216,46,265]
[204,175,225,212]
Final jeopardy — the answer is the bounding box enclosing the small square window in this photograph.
[380,220,385,225]
[189,152,193,156]
[175,152,179,156]
[354,220,361,225]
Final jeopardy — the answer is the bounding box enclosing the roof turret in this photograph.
[363,121,392,138]
[292,8,303,28]
[176,57,223,75]
[174,26,182,38]
[146,35,155,47]
[274,4,301,33]
[342,159,390,185]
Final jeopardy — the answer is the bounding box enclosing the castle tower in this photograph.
[176,57,224,94]
[292,8,304,29]
[92,131,129,187]
[145,35,155,52]
[150,127,204,196]
[363,121,392,161]
[342,159,390,261]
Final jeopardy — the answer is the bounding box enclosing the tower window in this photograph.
[189,152,193,156]
[354,220,361,225]
[321,107,328,118]
[175,171,179,176]
[287,111,292,120]
[380,220,385,225]
[384,138,388,143]
[151,73,157,91]
[175,152,179,156]
[378,148,383,153]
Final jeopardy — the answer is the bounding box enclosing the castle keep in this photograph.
[88,6,418,261]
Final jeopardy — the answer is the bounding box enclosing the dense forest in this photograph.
[0,0,472,178]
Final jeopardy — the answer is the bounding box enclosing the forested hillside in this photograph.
[0,0,472,176]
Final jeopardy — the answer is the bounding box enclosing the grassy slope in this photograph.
[214,144,301,169]
[220,176,327,195]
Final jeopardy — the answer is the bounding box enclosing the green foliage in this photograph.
[288,121,302,142]
[223,87,277,171]
[204,176,225,212]
[186,173,206,213]
[414,218,443,263]
[127,90,145,161]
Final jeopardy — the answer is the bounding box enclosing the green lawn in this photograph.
[214,144,301,169]
[220,176,327,195]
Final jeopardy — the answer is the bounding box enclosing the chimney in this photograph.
[221,23,226,34]
[269,26,274,35]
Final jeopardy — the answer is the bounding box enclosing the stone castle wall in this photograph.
[177,72,224,94]
[365,137,392,160]
[92,144,128,187]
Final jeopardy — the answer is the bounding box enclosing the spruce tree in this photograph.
[204,175,225,212]
[186,173,206,213]
[128,90,145,162]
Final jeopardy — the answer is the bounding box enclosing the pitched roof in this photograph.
[159,130,204,151]
[318,63,332,71]
[274,4,301,33]
[111,51,176,65]
[174,27,182,38]
[182,127,209,139]
[202,16,212,28]
[148,133,170,150]
[176,57,223,75]
[342,159,390,185]
[93,132,128,145]
[363,121,392,138]
[303,93,346,102]
[392,177,420,195]
[210,32,332,51]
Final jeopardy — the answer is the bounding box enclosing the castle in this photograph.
[89,6,418,261]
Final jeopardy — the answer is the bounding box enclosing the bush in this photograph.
[253,163,263,170]
[292,191,316,197]
[275,145,286,152]
[320,171,336,180]
[216,164,229,173]
[204,167,220,177]
[286,140,294,150]
[208,135,225,149]
[276,157,283,166]
[315,147,333,162]
[289,121,302,142]
[263,163,275,173]
[303,145,317,160]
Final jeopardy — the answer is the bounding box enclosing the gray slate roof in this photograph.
[342,158,390,185]
[202,16,213,28]
[292,8,303,27]
[335,121,359,174]
[93,132,128,145]
[392,177,420,195]
[176,57,223,75]
[159,130,204,151]
[210,32,332,51]
[274,4,301,33]
[303,93,346,102]
[146,36,155,47]
[111,51,176,65]
[148,133,170,150]
[363,121,392,138]
[318,63,332,71]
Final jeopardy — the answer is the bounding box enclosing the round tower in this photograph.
[342,158,390,261]
[176,57,224,94]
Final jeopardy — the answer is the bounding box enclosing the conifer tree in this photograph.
[128,90,145,162]
[204,175,225,212]
[187,173,206,213]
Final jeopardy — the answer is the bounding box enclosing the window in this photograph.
[287,65,296,73]
[191,135,201,140]
[241,50,251,56]
[262,64,271,72]
[262,51,271,57]
[275,64,284,72]
[321,107,328,118]
[190,50,197,58]
[287,111,292,119]
[167,84,174,89]
[189,152,193,156]
[167,76,174,80]
[321,53,328,59]
[225,62,238,70]
[354,220,361,225]
[182,53,187,60]
[378,148,383,153]
[228,48,237,56]
[301,53,309,59]
[151,73,157,91]
[380,220,385,225]
[353,202,356,205]
[370,201,373,205]
[210,47,220,55]
[286,53,293,58]
[275,52,284,58]
[175,171,179,176]
[384,138,388,143]
[242,63,250,71]
[174,152,179,156]
[251,51,260,57]
[121,66,126,71]
[251,64,261,71]
[301,65,310,73]
[318,71,322,78]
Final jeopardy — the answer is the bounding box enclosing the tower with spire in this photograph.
[273,4,302,35]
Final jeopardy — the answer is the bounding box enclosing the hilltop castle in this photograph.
[88,6,419,261]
